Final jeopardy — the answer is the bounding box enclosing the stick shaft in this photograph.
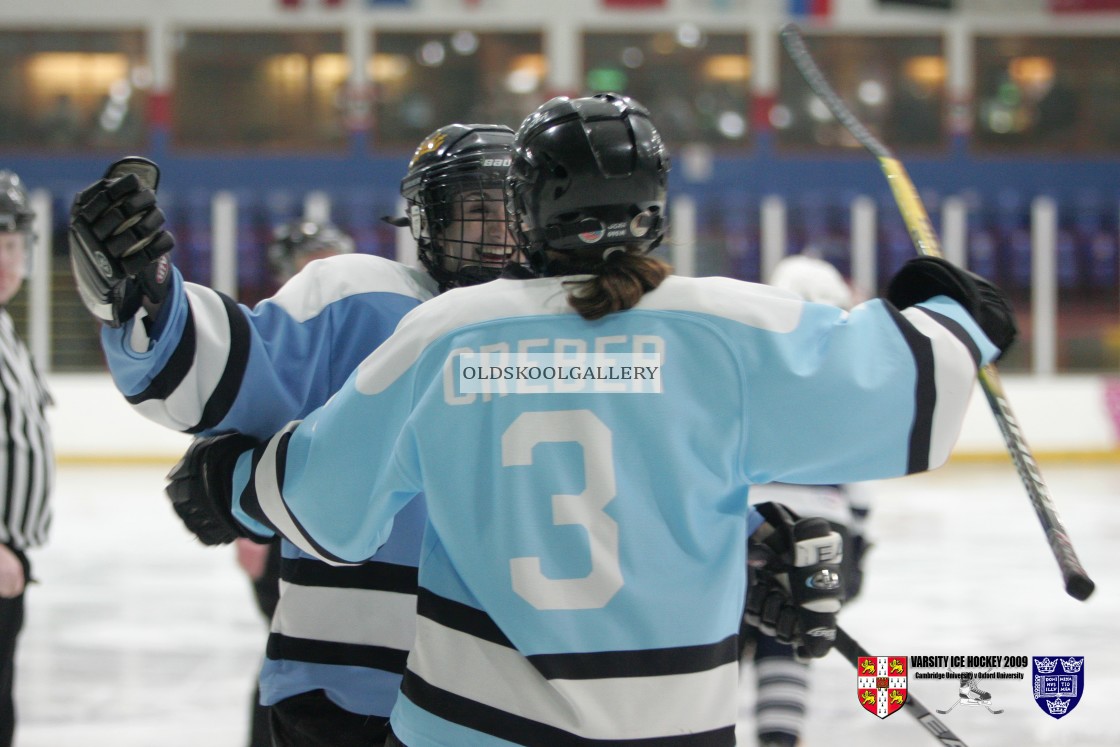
[780,23,1094,601]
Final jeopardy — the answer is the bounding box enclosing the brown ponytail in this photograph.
[549,247,672,320]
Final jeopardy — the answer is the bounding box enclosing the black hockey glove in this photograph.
[844,532,871,602]
[745,502,844,660]
[165,434,263,546]
[886,256,1017,359]
[69,157,175,328]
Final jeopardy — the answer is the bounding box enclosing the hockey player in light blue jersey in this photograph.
[67,125,519,747]
[164,93,1017,747]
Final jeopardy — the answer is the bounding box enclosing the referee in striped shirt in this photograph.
[0,170,53,747]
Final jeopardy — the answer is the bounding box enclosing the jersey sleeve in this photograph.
[228,289,464,561]
[229,322,433,562]
[99,254,436,439]
[738,292,999,485]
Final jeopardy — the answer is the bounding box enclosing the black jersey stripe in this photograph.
[238,441,272,530]
[16,390,37,542]
[266,633,409,672]
[0,355,16,537]
[529,635,739,680]
[124,305,196,405]
[280,555,418,592]
[241,429,353,565]
[921,308,983,367]
[884,304,936,474]
[419,588,740,680]
[400,669,736,747]
[417,588,513,648]
[187,291,252,433]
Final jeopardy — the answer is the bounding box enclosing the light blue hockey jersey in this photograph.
[232,274,999,746]
[100,253,437,718]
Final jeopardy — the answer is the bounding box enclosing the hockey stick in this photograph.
[779,23,1095,602]
[836,627,970,747]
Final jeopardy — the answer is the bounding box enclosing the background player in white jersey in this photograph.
[742,252,873,747]
[0,170,54,747]
[161,92,1017,747]
[237,218,355,747]
[67,124,518,747]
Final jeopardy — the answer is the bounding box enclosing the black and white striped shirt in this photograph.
[0,308,52,549]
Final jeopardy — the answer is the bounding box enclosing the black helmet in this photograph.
[267,219,355,283]
[507,93,669,274]
[0,171,34,234]
[399,123,516,290]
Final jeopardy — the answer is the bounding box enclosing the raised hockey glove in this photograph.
[69,156,175,328]
[745,501,844,660]
[886,256,1017,359]
[165,434,263,546]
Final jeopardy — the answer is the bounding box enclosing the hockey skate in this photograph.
[936,674,1004,715]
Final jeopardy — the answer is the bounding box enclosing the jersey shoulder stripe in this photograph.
[353,275,803,397]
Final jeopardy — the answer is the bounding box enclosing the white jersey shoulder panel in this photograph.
[269,254,437,323]
[354,275,804,396]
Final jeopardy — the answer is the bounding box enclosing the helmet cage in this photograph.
[401,126,516,289]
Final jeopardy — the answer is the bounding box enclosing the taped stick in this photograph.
[836,627,970,747]
[780,23,1094,601]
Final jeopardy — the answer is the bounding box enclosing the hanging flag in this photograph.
[789,0,832,18]
[1049,0,1120,11]
[602,0,667,8]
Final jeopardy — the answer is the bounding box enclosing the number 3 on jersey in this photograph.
[501,410,623,610]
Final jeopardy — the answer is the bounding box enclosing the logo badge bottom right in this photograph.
[1032,656,1084,719]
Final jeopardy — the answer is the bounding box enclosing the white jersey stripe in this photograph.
[408,615,738,741]
[132,285,232,431]
[273,581,417,650]
[903,306,982,468]
[252,424,352,565]
[270,253,437,323]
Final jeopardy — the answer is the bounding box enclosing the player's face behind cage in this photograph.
[421,177,516,287]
